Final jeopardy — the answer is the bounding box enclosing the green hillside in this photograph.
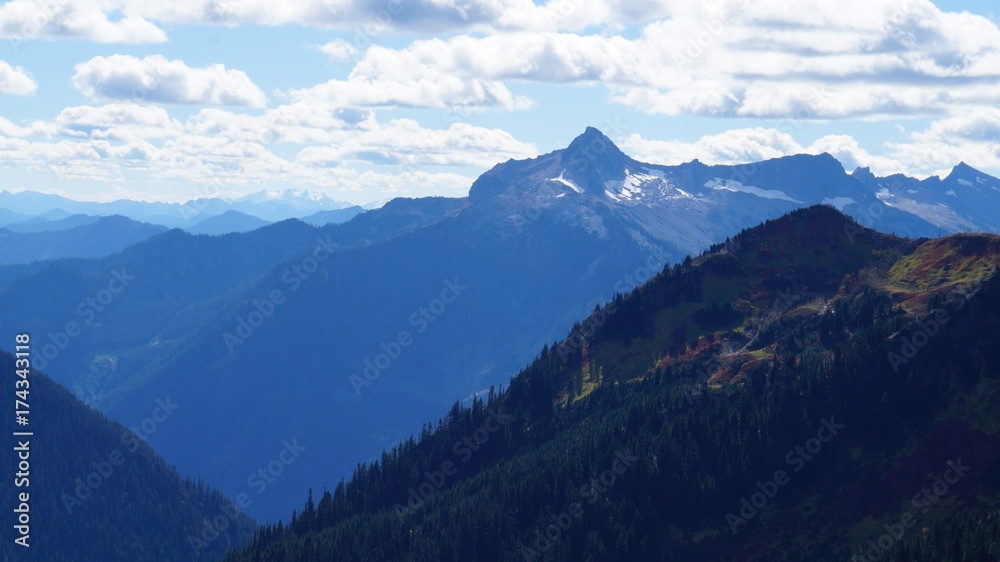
[224,206,1000,562]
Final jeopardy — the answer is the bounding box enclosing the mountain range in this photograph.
[0,188,356,229]
[2,128,1000,525]
[224,205,1000,561]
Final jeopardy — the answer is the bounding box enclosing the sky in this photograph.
[0,0,997,205]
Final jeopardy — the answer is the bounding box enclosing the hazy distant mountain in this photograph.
[228,189,356,221]
[301,206,366,226]
[0,207,30,226]
[185,210,272,235]
[0,215,168,265]
[4,213,101,233]
[0,188,357,228]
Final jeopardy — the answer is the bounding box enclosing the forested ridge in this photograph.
[222,205,1000,561]
[0,353,255,562]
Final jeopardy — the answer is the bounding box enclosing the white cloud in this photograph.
[0,0,166,43]
[54,103,182,141]
[616,0,1000,118]
[621,119,1000,180]
[621,128,803,165]
[319,39,359,62]
[296,0,1000,118]
[621,128,909,175]
[806,135,902,174]
[292,32,642,110]
[292,40,537,110]
[0,60,37,95]
[118,0,672,33]
[73,55,267,108]
[0,100,538,200]
[915,107,1000,142]
[296,119,537,167]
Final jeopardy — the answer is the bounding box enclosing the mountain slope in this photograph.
[3,214,100,233]
[223,206,1000,561]
[0,215,167,265]
[0,350,254,561]
[185,210,272,235]
[100,187,684,520]
[301,206,366,226]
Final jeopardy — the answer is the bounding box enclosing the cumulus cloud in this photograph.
[118,0,672,33]
[621,117,1000,180]
[0,100,538,200]
[292,32,643,110]
[54,103,182,141]
[72,55,267,108]
[915,107,1000,142]
[807,135,902,174]
[319,39,359,62]
[295,0,1000,117]
[617,0,1000,118]
[621,128,803,166]
[0,0,166,43]
[0,60,37,95]
[296,119,537,167]
[622,128,891,173]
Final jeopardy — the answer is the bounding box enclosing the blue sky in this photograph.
[0,0,997,204]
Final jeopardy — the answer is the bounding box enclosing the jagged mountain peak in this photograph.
[564,127,623,158]
[469,127,632,203]
[946,161,986,181]
[559,127,631,194]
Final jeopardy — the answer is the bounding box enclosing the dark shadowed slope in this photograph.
[0,350,254,562]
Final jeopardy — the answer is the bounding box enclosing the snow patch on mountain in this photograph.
[604,170,652,201]
[549,170,584,194]
[957,179,973,187]
[947,190,958,197]
[705,178,803,203]
[822,197,856,211]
